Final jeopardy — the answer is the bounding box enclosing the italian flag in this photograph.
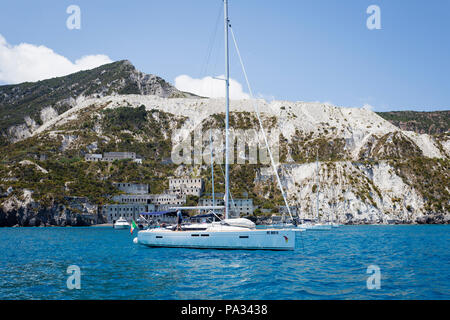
[130,220,137,234]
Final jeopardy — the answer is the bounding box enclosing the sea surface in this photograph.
[0,225,449,300]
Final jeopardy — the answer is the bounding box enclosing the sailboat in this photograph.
[135,0,295,250]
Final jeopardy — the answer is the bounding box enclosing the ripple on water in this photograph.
[0,225,448,299]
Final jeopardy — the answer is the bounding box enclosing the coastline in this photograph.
[1,223,449,228]
[90,223,113,227]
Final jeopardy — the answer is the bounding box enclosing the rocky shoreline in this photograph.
[0,197,105,227]
[0,207,103,227]
[1,209,448,227]
[0,191,448,228]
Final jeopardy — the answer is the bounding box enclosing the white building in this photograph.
[102,203,154,223]
[85,152,143,163]
[199,196,253,218]
[169,177,204,196]
[113,183,149,195]
[149,193,186,206]
[112,194,153,204]
[85,154,103,161]
[103,152,137,161]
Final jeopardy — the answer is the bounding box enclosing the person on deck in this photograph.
[176,210,183,231]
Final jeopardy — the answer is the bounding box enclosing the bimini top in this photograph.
[140,210,177,216]
[169,206,225,211]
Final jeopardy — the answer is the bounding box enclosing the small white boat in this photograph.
[113,217,129,230]
[265,223,306,233]
[299,222,332,231]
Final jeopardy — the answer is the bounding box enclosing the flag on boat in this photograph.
[130,220,137,234]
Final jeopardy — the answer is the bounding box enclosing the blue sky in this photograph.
[0,0,449,111]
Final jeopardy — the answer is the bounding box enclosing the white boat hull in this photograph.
[137,228,295,251]
[114,223,129,229]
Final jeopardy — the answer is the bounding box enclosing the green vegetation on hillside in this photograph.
[377,111,449,135]
[0,61,132,134]
[282,130,348,163]
[0,99,448,218]
[390,157,450,213]
[0,60,184,144]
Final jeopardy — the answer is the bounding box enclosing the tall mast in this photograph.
[316,150,319,222]
[224,0,230,219]
[210,129,215,214]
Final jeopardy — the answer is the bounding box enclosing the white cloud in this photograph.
[0,34,113,84]
[175,74,250,100]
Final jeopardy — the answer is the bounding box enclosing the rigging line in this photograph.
[229,26,294,222]
[209,129,215,214]
[230,25,305,253]
[230,26,306,253]
[200,3,223,78]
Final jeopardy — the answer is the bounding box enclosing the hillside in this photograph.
[0,62,448,226]
[377,111,449,135]
[0,60,195,145]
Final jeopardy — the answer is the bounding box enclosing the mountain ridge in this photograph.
[0,60,196,144]
[0,61,448,226]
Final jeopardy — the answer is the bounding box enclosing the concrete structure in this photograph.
[279,206,299,216]
[85,154,103,162]
[103,152,137,161]
[112,194,153,204]
[84,152,143,163]
[199,195,253,218]
[149,193,186,206]
[105,180,186,223]
[169,177,204,196]
[103,203,154,223]
[113,183,149,195]
[112,193,186,207]
[231,199,254,216]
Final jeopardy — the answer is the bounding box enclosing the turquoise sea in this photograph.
[0,225,449,300]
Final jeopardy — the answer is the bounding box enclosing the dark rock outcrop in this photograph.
[0,202,105,227]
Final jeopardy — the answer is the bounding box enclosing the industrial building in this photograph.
[198,195,253,218]
[84,152,143,164]
[169,177,204,196]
